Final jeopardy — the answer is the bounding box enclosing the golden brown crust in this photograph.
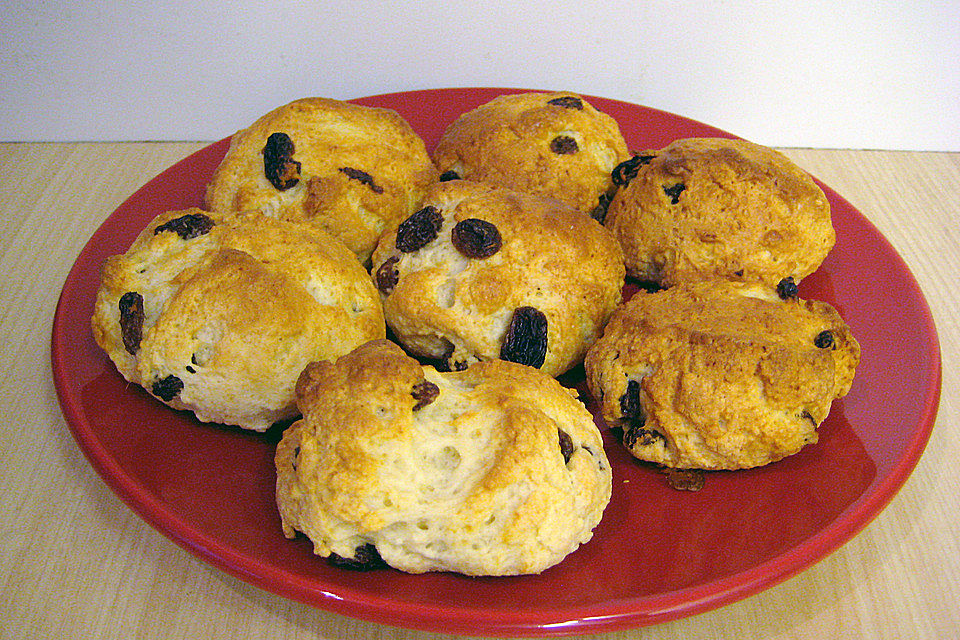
[205,97,438,264]
[584,280,859,470]
[91,207,385,431]
[604,138,835,287]
[371,179,625,377]
[276,340,612,575]
[433,92,629,215]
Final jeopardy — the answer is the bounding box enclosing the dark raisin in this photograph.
[396,206,443,253]
[411,380,440,410]
[558,429,575,464]
[612,154,655,187]
[151,375,183,401]
[339,167,384,194]
[375,256,400,294]
[118,291,144,355]
[814,330,835,349]
[327,543,386,571]
[591,192,613,223]
[619,379,643,422]
[547,96,583,110]
[663,183,686,204]
[550,135,578,155]
[634,280,664,293]
[185,365,196,374]
[623,423,664,449]
[262,132,301,191]
[662,467,705,492]
[451,218,501,259]
[500,306,548,368]
[153,213,215,240]
[777,276,799,299]
[438,170,460,182]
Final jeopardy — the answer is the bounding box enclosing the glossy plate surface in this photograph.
[52,88,941,636]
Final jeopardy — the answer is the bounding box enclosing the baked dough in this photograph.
[603,138,835,287]
[584,280,859,469]
[275,340,612,575]
[91,208,385,431]
[433,91,629,217]
[371,179,625,377]
[205,97,437,264]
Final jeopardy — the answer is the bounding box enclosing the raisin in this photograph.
[558,429,575,464]
[152,375,183,401]
[550,135,578,155]
[396,206,443,253]
[777,276,799,299]
[663,183,685,204]
[814,330,835,349]
[547,96,583,110]
[612,154,655,187]
[591,192,613,223]
[619,379,643,422]
[411,380,440,410]
[662,467,705,492]
[118,291,144,355]
[500,306,548,368]
[339,167,384,194]
[375,256,400,294]
[451,218,501,259]
[262,132,301,191]
[635,280,663,293]
[624,424,663,449]
[327,543,386,571]
[153,212,215,240]
[438,170,460,182]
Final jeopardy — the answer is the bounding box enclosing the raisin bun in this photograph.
[204,97,437,265]
[275,339,612,576]
[91,208,385,431]
[370,179,625,377]
[584,280,859,470]
[603,138,835,288]
[433,91,630,217]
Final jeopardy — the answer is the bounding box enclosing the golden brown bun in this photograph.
[604,138,835,287]
[433,91,629,216]
[205,97,437,264]
[584,280,859,470]
[91,208,385,431]
[371,179,625,377]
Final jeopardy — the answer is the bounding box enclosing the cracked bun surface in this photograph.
[433,91,630,217]
[204,97,437,264]
[603,138,835,288]
[91,208,385,431]
[275,340,612,576]
[370,179,625,377]
[584,280,859,470]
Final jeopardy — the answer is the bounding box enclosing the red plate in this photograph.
[51,88,941,636]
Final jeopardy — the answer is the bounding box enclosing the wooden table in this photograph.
[1,143,957,639]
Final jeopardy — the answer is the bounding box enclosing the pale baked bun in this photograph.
[205,97,437,264]
[91,208,385,431]
[371,179,625,377]
[275,340,612,575]
[584,280,859,470]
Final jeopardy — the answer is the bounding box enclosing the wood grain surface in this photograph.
[1,143,957,639]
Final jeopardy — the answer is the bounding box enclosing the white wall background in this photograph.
[2,0,958,150]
